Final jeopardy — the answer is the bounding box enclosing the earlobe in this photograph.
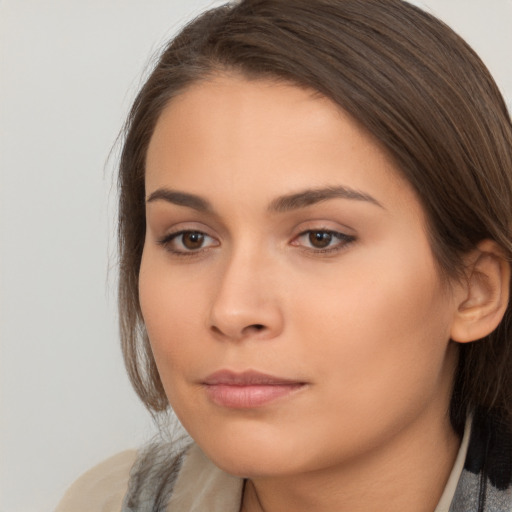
[450,240,510,343]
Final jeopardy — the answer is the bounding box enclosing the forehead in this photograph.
[145,74,417,213]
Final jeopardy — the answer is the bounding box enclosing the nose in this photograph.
[208,248,284,342]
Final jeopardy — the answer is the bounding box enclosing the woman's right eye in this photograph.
[158,230,219,255]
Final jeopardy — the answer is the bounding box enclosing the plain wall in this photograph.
[1,1,511,511]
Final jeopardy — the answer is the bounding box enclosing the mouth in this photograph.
[201,370,307,409]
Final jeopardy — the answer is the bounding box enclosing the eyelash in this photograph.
[292,229,356,254]
[157,229,356,257]
[157,230,218,257]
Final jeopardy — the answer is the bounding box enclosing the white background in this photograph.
[1,1,511,511]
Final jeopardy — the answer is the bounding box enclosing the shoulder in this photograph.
[450,409,512,511]
[55,450,137,512]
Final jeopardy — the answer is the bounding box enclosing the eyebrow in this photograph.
[146,185,383,212]
[146,189,213,212]
[268,186,383,212]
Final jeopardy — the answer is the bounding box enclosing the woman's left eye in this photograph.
[292,229,355,252]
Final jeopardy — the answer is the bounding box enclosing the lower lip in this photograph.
[204,383,305,408]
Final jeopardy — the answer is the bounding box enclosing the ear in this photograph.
[451,240,510,343]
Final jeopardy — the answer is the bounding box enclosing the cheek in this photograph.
[138,249,206,382]
[291,240,454,410]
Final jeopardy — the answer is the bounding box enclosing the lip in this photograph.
[202,370,306,408]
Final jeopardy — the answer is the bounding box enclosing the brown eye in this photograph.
[308,231,333,248]
[182,231,205,249]
[291,229,355,254]
[158,230,219,255]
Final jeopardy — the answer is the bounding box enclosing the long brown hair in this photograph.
[118,0,512,431]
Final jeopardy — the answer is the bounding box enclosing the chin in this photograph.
[205,446,299,479]
[190,422,316,479]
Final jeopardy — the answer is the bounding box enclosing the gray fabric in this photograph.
[122,442,188,512]
[450,470,512,512]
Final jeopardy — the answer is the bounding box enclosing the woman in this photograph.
[57,0,512,510]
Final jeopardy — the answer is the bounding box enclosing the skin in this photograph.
[139,75,465,512]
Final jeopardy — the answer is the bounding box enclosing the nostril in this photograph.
[210,325,223,335]
[210,323,266,338]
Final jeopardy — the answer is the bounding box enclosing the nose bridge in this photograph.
[209,239,283,341]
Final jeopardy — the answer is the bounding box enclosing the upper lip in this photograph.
[202,370,304,386]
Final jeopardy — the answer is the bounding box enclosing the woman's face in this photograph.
[140,75,460,477]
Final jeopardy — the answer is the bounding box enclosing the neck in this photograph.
[241,408,460,512]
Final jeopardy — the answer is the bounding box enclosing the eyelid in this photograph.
[152,219,217,242]
[290,226,356,254]
[157,228,220,256]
